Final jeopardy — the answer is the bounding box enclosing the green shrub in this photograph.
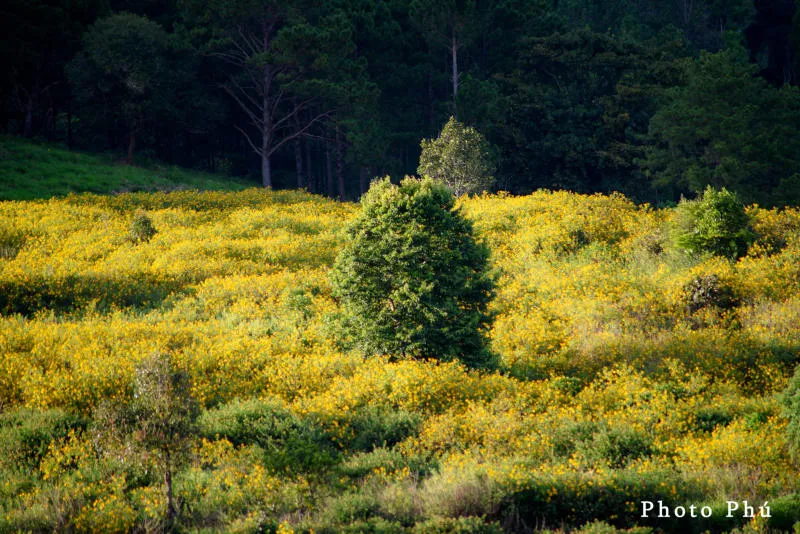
[331,177,495,368]
[349,407,422,452]
[781,365,800,460]
[0,408,87,472]
[198,398,337,471]
[327,491,382,525]
[128,210,157,243]
[670,186,754,259]
[691,407,734,433]
[339,448,436,480]
[591,427,654,468]
[683,274,738,313]
[411,516,503,534]
[574,521,653,533]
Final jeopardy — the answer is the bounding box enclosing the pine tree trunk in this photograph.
[359,165,369,196]
[261,63,273,188]
[336,126,345,201]
[127,130,136,165]
[326,140,335,198]
[23,102,33,138]
[262,153,272,188]
[451,33,459,116]
[294,137,304,189]
[293,103,304,188]
[305,136,314,192]
[67,97,73,151]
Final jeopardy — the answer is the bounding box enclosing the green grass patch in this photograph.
[0,136,255,200]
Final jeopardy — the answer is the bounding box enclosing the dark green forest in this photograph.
[3,0,800,206]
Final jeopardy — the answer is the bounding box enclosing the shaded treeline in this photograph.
[2,0,800,205]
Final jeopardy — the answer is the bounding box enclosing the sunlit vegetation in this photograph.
[2,187,800,532]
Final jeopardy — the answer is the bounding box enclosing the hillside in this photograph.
[2,184,800,532]
[0,137,252,201]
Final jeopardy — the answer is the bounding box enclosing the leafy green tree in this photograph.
[643,41,800,206]
[94,352,199,526]
[183,0,373,189]
[331,177,494,368]
[670,186,754,259]
[67,13,172,164]
[418,116,495,197]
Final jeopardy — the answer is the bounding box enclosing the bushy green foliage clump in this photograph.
[418,117,495,197]
[670,186,754,259]
[683,274,737,313]
[331,177,495,368]
[781,365,800,460]
[128,210,157,243]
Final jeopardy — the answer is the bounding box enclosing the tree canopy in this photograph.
[5,0,800,206]
[331,177,495,368]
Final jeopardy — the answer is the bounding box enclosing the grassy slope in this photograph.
[0,136,254,200]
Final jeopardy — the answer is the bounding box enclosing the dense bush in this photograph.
[683,274,737,313]
[0,408,87,472]
[670,186,754,259]
[411,516,503,534]
[781,365,800,460]
[331,177,495,368]
[198,398,338,471]
[128,210,157,243]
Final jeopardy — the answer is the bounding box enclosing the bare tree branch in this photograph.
[267,109,335,157]
[235,124,262,157]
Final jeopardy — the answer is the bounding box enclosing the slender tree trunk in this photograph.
[294,138,304,189]
[326,139,335,198]
[67,97,73,151]
[451,33,459,116]
[262,153,272,188]
[304,136,314,193]
[359,165,369,196]
[261,63,273,188]
[427,67,435,133]
[127,130,136,165]
[336,125,345,201]
[23,101,33,138]
[293,101,305,188]
[165,455,176,524]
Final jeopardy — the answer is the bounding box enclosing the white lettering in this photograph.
[760,502,771,518]
[727,501,739,517]
[742,501,754,518]
[641,501,654,518]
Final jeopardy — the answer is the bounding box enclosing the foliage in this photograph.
[418,117,495,197]
[643,43,800,206]
[781,365,800,460]
[2,188,800,531]
[683,274,737,314]
[331,177,495,367]
[411,516,503,534]
[67,13,174,164]
[670,186,754,259]
[128,210,157,244]
[93,351,200,525]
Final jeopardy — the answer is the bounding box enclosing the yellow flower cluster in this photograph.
[2,187,800,530]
